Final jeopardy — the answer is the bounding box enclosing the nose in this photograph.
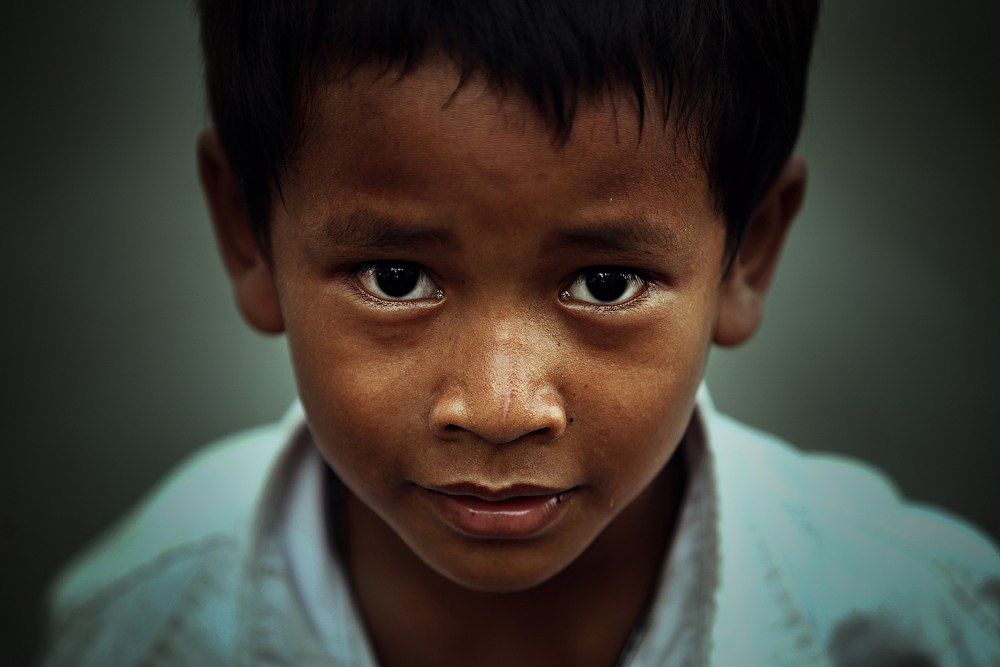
[428,318,567,445]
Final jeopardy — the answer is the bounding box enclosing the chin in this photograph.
[415,537,584,593]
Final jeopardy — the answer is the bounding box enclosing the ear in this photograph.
[197,128,284,334]
[713,154,807,347]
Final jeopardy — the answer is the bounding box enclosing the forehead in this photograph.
[284,57,717,236]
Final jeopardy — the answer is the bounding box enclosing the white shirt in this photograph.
[40,387,1000,665]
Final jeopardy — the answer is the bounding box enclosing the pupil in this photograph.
[374,263,420,297]
[585,270,628,302]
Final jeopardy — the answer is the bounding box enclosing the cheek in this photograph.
[281,293,435,492]
[568,300,712,496]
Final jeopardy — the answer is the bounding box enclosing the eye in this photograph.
[562,267,647,306]
[355,261,442,301]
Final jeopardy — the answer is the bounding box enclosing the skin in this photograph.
[199,58,806,666]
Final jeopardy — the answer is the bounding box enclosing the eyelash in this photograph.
[559,267,652,311]
[346,262,654,313]
[348,261,444,310]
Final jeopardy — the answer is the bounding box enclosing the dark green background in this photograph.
[4,2,998,664]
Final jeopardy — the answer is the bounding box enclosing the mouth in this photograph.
[419,482,579,540]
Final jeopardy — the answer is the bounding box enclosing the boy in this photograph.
[41,1,998,665]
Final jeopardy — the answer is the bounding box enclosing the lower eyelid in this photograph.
[349,282,438,310]
[560,295,650,318]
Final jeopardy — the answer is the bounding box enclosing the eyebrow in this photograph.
[309,208,680,259]
[309,208,458,252]
[541,219,680,259]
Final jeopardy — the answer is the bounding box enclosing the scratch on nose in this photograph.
[501,384,512,421]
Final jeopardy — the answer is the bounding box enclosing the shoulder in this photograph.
[707,412,1000,664]
[41,409,300,665]
[708,412,998,574]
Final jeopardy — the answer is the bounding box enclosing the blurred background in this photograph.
[3,1,998,663]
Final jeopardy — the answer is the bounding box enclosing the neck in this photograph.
[336,447,686,667]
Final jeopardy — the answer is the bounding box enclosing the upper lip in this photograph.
[423,482,575,501]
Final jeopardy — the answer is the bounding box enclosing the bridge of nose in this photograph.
[429,314,567,445]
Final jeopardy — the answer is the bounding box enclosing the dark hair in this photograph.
[196,0,819,258]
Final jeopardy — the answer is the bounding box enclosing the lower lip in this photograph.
[423,489,575,540]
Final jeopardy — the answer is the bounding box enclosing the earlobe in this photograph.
[197,128,285,334]
[713,154,807,347]
[713,280,763,348]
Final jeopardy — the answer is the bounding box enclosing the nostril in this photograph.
[428,392,568,443]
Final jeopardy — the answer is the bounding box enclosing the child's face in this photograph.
[210,59,791,592]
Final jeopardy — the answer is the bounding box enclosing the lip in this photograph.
[420,483,578,540]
